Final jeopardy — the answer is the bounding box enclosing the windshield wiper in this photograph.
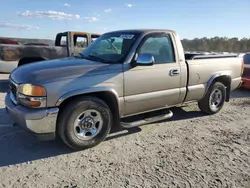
[86,55,109,63]
[74,53,85,59]
[75,53,110,63]
[76,53,86,58]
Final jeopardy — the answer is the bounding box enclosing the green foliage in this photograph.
[181,37,250,53]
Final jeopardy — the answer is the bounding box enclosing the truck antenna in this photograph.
[64,19,69,30]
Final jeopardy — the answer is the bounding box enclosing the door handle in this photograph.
[169,69,180,76]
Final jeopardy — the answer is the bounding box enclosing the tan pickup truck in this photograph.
[5,29,243,150]
[0,31,100,73]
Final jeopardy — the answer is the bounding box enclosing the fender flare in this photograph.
[55,87,121,112]
[205,71,232,101]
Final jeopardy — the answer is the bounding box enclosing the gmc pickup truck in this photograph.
[5,29,243,150]
[0,31,100,73]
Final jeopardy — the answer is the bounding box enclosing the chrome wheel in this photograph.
[198,82,226,115]
[209,89,223,110]
[73,109,103,140]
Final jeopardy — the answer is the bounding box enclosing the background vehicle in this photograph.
[241,53,250,89]
[5,29,243,150]
[0,38,19,45]
[0,31,100,73]
[24,43,49,46]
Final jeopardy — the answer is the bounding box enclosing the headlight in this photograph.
[17,84,47,108]
[18,84,46,96]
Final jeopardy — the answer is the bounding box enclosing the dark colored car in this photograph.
[241,53,250,89]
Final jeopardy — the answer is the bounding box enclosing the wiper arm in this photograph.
[75,54,110,63]
[87,55,109,63]
[78,53,85,58]
[74,53,85,59]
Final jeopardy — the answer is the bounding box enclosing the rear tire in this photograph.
[198,82,226,115]
[57,96,113,150]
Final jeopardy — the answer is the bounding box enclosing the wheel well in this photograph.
[18,57,46,66]
[212,75,231,102]
[58,91,120,126]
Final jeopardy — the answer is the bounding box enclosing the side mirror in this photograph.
[135,53,154,66]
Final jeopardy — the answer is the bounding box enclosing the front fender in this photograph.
[55,86,120,106]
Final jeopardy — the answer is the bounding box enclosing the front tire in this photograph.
[198,82,226,115]
[57,96,113,150]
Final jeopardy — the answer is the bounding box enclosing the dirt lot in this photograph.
[0,73,250,188]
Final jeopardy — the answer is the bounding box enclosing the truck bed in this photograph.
[185,53,238,60]
[184,57,242,102]
[0,44,68,73]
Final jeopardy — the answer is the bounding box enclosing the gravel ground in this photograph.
[0,74,250,188]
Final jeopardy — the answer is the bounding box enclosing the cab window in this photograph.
[139,34,175,63]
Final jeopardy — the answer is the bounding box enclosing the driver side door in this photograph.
[123,32,182,116]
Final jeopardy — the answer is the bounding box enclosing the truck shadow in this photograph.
[230,88,250,99]
[168,106,207,122]
[0,105,207,167]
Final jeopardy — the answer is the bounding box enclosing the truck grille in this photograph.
[9,79,18,103]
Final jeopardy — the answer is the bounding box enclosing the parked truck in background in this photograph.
[5,29,243,150]
[0,31,100,73]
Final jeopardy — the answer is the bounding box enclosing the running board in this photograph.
[120,110,173,128]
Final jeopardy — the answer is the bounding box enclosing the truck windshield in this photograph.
[79,32,139,63]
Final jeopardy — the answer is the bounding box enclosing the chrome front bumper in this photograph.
[5,91,59,140]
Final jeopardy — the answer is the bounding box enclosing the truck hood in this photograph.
[10,57,120,84]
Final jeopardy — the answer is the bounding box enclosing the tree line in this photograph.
[1,36,249,53]
[181,37,250,53]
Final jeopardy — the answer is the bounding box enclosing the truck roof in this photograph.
[60,31,101,36]
[104,29,176,35]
